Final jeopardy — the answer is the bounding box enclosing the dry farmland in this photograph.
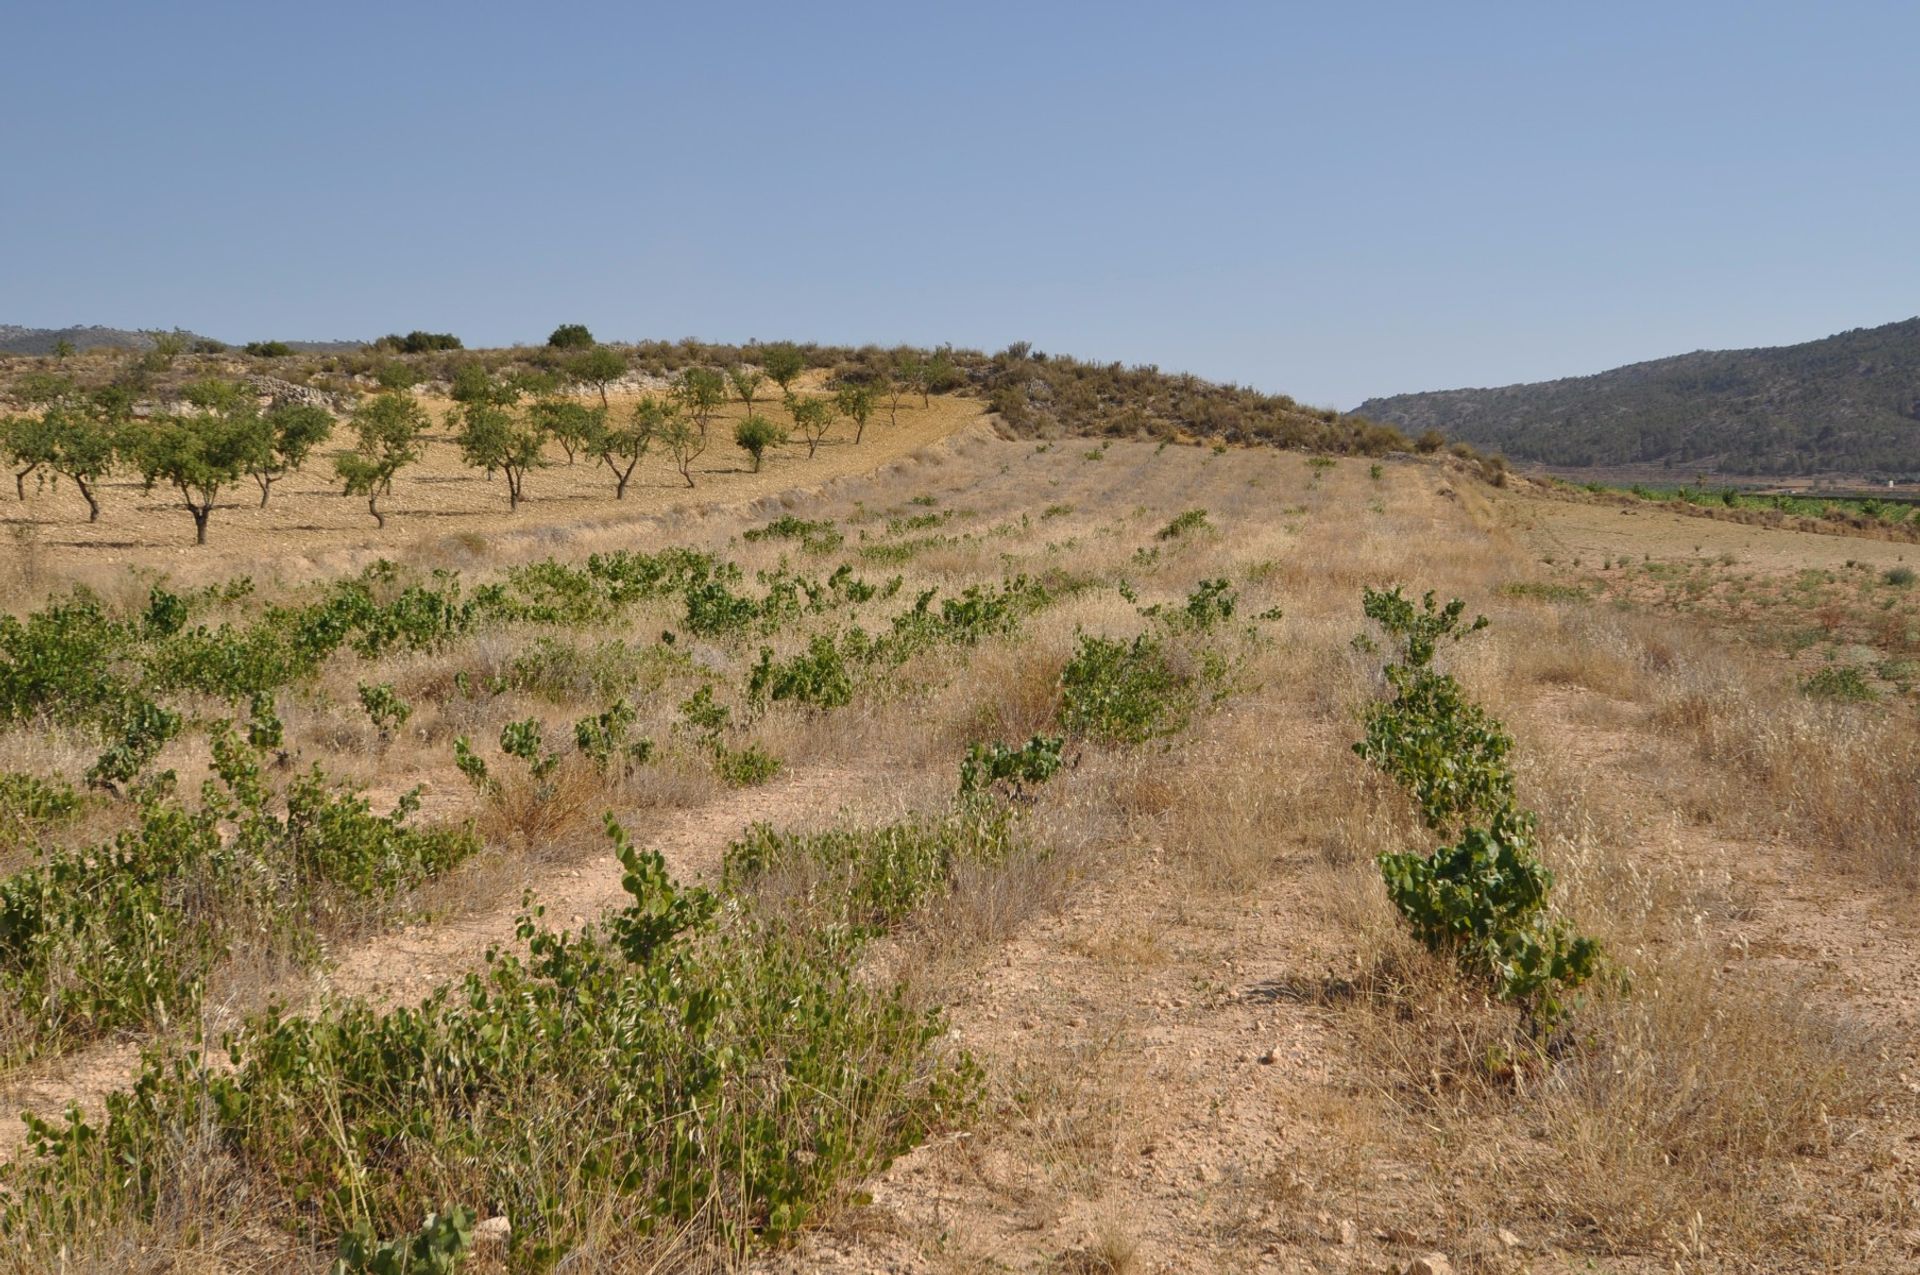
[0,381,1914,1273]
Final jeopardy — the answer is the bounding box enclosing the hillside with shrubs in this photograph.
[1358,315,1920,475]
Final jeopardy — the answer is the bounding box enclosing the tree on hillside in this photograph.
[656,413,708,489]
[592,396,664,499]
[925,346,960,402]
[508,367,561,399]
[787,394,833,458]
[455,401,545,511]
[896,353,928,410]
[250,403,333,507]
[124,390,265,545]
[887,355,918,425]
[548,323,595,350]
[40,403,119,522]
[52,338,74,361]
[762,343,805,395]
[733,414,783,472]
[567,346,628,409]
[527,398,603,465]
[336,392,428,529]
[373,361,420,393]
[373,331,462,353]
[728,367,765,416]
[672,367,727,441]
[2,411,56,500]
[834,383,876,443]
[449,362,518,408]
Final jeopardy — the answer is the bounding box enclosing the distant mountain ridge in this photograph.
[0,324,364,356]
[1356,317,1920,476]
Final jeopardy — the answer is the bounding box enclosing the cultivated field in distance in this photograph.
[0,339,1913,1274]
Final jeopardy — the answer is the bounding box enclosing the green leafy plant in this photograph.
[1802,664,1875,701]
[1353,587,1600,1028]
[1155,508,1210,541]
[1060,632,1193,743]
[957,735,1064,798]
[357,681,413,739]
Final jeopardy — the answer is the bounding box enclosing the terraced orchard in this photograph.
[0,428,1913,1274]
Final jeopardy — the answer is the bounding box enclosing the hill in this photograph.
[1355,317,1920,476]
[0,325,363,356]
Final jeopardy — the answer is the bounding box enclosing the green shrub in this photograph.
[1356,665,1515,833]
[748,635,855,709]
[1060,632,1192,743]
[725,803,1020,930]
[356,681,412,738]
[1376,810,1602,1024]
[958,735,1064,798]
[1802,664,1875,702]
[1,816,971,1261]
[744,514,842,553]
[1353,587,1600,1028]
[573,700,652,774]
[1155,508,1210,540]
[1883,565,1915,587]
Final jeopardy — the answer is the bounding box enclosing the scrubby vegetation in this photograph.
[1359,315,1920,474]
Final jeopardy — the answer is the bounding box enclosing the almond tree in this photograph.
[250,403,333,507]
[591,396,664,499]
[896,353,928,409]
[788,394,834,458]
[656,413,707,488]
[762,343,805,396]
[567,346,628,409]
[40,402,119,522]
[673,368,726,442]
[336,392,428,529]
[528,398,603,465]
[125,402,264,545]
[733,414,783,472]
[455,400,545,510]
[834,383,876,443]
[2,411,56,500]
[3,373,76,497]
[728,367,765,416]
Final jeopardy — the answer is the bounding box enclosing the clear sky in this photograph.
[5,2,1916,407]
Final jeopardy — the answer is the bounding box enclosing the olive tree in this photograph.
[733,414,783,472]
[788,394,833,458]
[547,323,595,349]
[834,383,877,443]
[336,393,428,528]
[455,401,545,510]
[250,403,333,507]
[567,346,628,408]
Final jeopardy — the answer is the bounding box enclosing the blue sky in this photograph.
[4,2,1915,406]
